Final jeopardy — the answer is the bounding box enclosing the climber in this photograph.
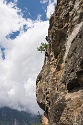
[45,36,51,43]
[45,51,49,57]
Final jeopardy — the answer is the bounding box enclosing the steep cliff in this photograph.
[36,0,83,125]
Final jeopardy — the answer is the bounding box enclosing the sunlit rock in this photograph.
[36,0,83,124]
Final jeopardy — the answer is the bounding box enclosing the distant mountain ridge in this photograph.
[0,107,39,125]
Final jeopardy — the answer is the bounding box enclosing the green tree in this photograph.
[37,43,47,53]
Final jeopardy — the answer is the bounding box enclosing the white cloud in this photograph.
[0,1,23,38]
[46,0,57,18]
[40,0,57,19]
[40,0,49,4]
[13,0,18,4]
[0,0,49,114]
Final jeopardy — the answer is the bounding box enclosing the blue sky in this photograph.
[0,0,57,114]
[6,0,47,20]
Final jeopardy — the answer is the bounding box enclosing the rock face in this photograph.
[36,0,83,125]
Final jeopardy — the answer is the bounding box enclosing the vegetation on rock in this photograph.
[37,43,47,53]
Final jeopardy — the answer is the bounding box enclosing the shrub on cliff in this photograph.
[37,43,47,53]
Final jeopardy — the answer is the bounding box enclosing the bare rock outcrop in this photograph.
[36,0,83,125]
